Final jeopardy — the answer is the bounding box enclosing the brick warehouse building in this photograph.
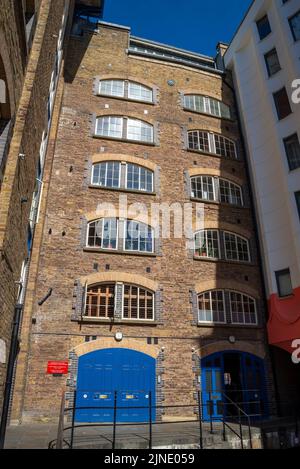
[9,14,277,425]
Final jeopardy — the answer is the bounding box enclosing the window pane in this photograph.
[198,290,225,323]
[191,176,215,201]
[125,220,153,252]
[85,284,115,318]
[219,179,243,206]
[87,218,117,249]
[188,131,210,152]
[289,10,300,41]
[99,80,125,97]
[264,49,281,77]
[230,292,257,325]
[126,163,153,192]
[194,230,219,259]
[127,119,153,143]
[224,232,250,262]
[123,284,154,320]
[92,162,120,188]
[273,88,292,120]
[256,15,271,40]
[284,134,300,171]
[276,269,293,297]
[96,116,123,138]
[128,82,153,102]
[214,134,237,159]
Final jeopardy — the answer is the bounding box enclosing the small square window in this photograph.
[256,15,272,40]
[275,269,293,298]
[295,191,300,220]
[264,49,281,77]
[289,10,300,41]
[273,88,292,120]
[283,133,300,170]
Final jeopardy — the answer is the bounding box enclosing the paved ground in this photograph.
[4,420,259,449]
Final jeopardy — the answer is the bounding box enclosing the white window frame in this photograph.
[86,218,119,250]
[125,163,154,193]
[98,79,153,103]
[121,284,155,321]
[229,291,258,325]
[17,259,29,305]
[126,118,154,143]
[191,175,216,201]
[184,95,231,119]
[123,220,154,253]
[91,161,121,188]
[197,290,226,324]
[194,230,220,259]
[223,231,251,263]
[218,178,243,206]
[99,79,125,98]
[95,116,123,139]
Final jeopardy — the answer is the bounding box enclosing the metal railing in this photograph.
[49,390,258,450]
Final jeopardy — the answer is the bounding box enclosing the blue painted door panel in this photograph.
[75,348,156,423]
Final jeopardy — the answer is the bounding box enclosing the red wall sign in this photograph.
[47,361,69,375]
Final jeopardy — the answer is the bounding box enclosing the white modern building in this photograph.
[224,0,300,406]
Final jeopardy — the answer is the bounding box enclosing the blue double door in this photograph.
[201,351,267,421]
[75,348,156,423]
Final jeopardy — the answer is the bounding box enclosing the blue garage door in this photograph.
[75,348,156,423]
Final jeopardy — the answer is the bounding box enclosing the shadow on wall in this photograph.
[64,4,103,84]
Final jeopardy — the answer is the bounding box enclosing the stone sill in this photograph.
[186,148,243,162]
[88,185,156,197]
[193,256,256,267]
[73,317,162,326]
[197,322,261,330]
[183,107,235,123]
[190,197,249,210]
[83,248,157,258]
[92,134,156,147]
[97,93,156,106]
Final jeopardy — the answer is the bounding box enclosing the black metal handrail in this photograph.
[51,389,259,450]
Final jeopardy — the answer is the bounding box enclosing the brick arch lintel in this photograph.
[195,340,266,360]
[194,279,260,299]
[91,153,157,171]
[79,271,159,292]
[188,167,244,187]
[192,219,252,239]
[95,112,156,126]
[72,337,160,359]
[84,207,157,227]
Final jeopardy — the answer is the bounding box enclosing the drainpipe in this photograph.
[0,303,23,449]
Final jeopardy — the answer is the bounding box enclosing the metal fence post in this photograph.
[197,391,203,449]
[238,407,244,449]
[112,390,117,450]
[149,391,152,449]
[70,390,76,449]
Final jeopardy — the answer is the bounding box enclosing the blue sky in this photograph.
[103,0,253,56]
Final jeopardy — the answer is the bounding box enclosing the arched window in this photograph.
[87,218,118,249]
[91,161,154,193]
[191,175,243,206]
[224,232,250,262]
[188,130,237,159]
[184,95,231,119]
[86,218,154,253]
[124,220,154,253]
[194,230,220,259]
[197,290,257,325]
[198,290,226,323]
[95,116,154,143]
[229,291,257,325]
[194,230,251,263]
[91,161,121,189]
[84,282,154,320]
[98,79,153,103]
